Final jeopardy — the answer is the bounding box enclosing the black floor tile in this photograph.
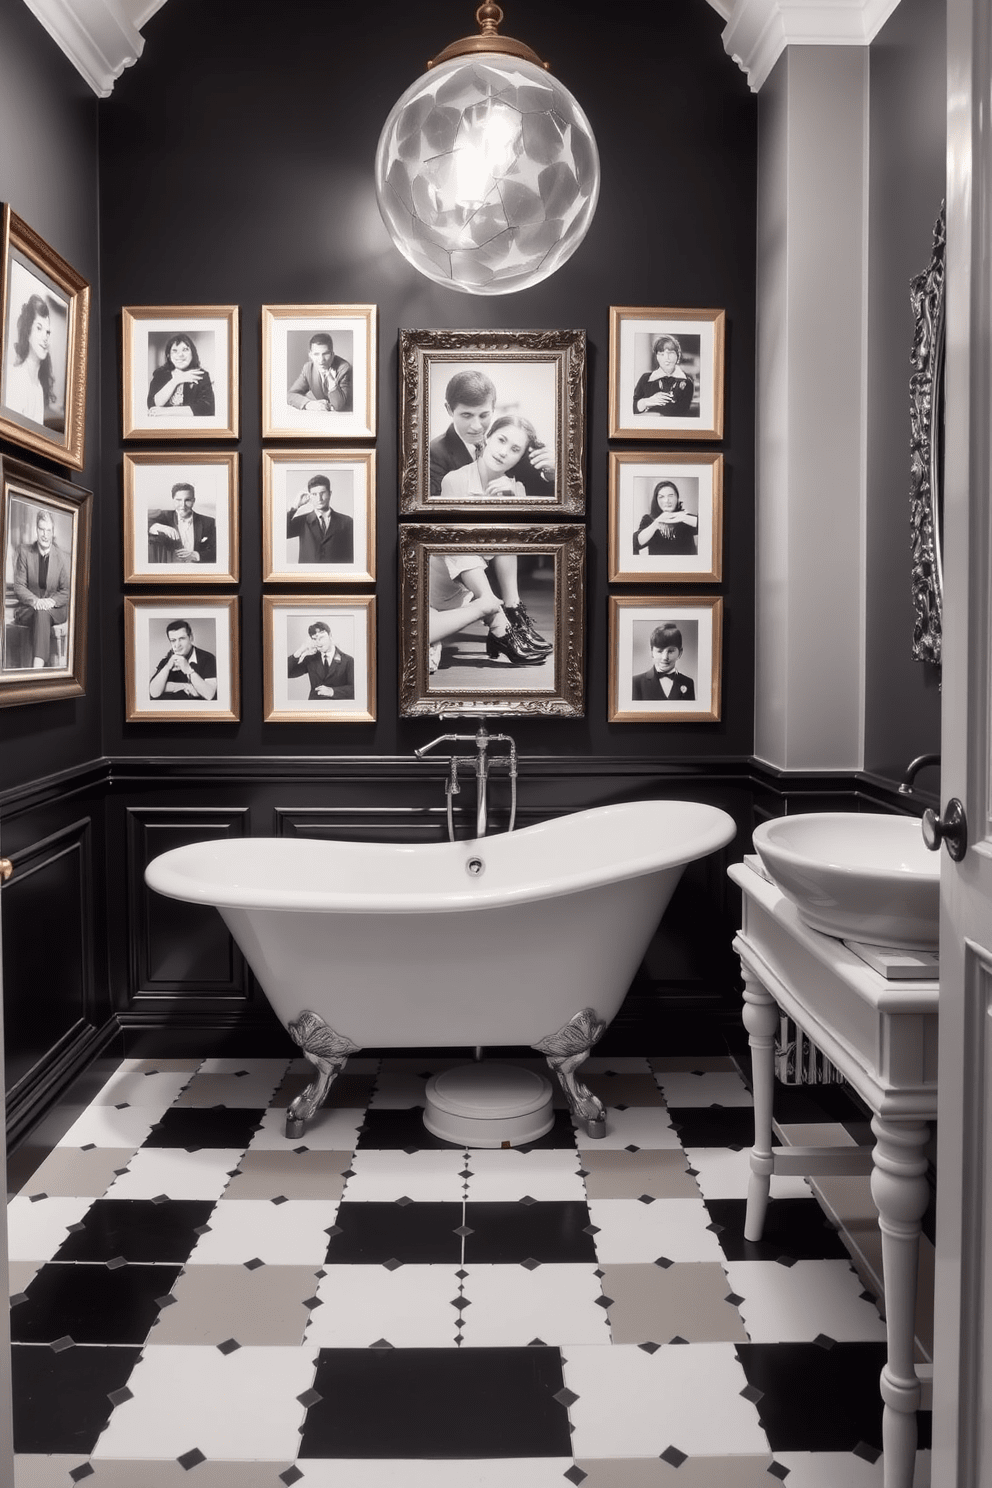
[515,1110,579,1150]
[464,1201,597,1263]
[10,1261,181,1344]
[51,1199,217,1264]
[11,1343,142,1453]
[769,1082,869,1125]
[299,1346,572,1458]
[667,1107,765,1149]
[142,1106,266,1148]
[326,1202,464,1263]
[703,1198,851,1262]
[736,1341,892,1451]
[357,1109,469,1151]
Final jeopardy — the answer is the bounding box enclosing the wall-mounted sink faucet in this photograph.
[898,752,941,795]
[415,719,518,841]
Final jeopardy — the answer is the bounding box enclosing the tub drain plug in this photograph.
[466,856,485,877]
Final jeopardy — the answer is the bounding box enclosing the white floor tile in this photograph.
[185,1198,340,1265]
[294,1461,576,1486]
[464,1148,585,1202]
[54,1104,161,1149]
[5,1196,94,1261]
[562,1341,769,1457]
[91,1344,317,1460]
[686,1146,812,1201]
[590,1108,682,1150]
[586,1197,726,1263]
[306,1263,462,1347]
[102,1147,245,1201]
[461,1262,611,1346]
[723,1259,887,1343]
[247,1107,364,1151]
[88,1068,195,1109]
[774,1450,931,1486]
[344,1148,467,1202]
[656,1071,754,1107]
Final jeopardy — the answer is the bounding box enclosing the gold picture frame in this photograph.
[123,452,240,584]
[122,305,240,440]
[1,455,92,707]
[399,523,585,717]
[125,596,240,722]
[261,304,377,441]
[398,327,586,515]
[0,204,90,470]
[262,449,375,584]
[609,595,723,723]
[608,306,725,441]
[263,595,376,724]
[609,451,724,583]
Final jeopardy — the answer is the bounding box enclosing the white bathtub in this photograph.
[145,800,736,1136]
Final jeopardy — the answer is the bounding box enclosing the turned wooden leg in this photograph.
[741,969,779,1242]
[870,1114,930,1488]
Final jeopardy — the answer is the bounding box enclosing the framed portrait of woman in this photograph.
[608,307,725,441]
[123,452,239,585]
[398,328,586,515]
[609,595,722,723]
[262,449,375,584]
[0,454,91,707]
[399,523,585,717]
[0,205,90,470]
[261,304,377,441]
[609,452,724,583]
[263,595,376,724]
[125,596,239,723]
[122,306,239,439]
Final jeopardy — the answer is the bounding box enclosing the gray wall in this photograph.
[864,0,945,781]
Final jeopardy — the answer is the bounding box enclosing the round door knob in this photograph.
[0,858,13,882]
[922,798,968,861]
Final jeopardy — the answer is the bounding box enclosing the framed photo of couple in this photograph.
[398,328,586,515]
[0,205,90,470]
[262,595,376,724]
[262,449,375,584]
[609,306,725,441]
[123,452,239,584]
[609,595,722,723]
[261,304,377,442]
[124,596,239,723]
[122,306,240,439]
[609,451,723,583]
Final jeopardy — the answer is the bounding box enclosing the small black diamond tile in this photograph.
[455,1267,468,1279]
[740,1383,764,1404]
[564,1468,587,1485]
[51,1336,74,1352]
[725,1291,745,1306]
[303,1295,322,1310]
[107,1385,133,1407]
[528,1337,546,1346]
[69,1467,95,1483]
[654,1256,674,1269]
[553,1387,579,1407]
[767,1463,790,1479]
[297,1388,323,1408]
[217,1338,240,1355]
[454,1224,474,1238]
[293,1146,309,1155]
[639,1341,661,1354]
[660,1444,688,1467]
[156,1293,176,1309]
[369,1337,394,1349]
[383,1258,403,1271]
[28,1192,47,1203]
[244,1257,265,1270]
[177,1447,206,1469]
[776,1255,798,1268]
[668,1335,689,1345]
[853,1441,882,1464]
[519,1195,538,1207]
[396,1195,414,1207]
[625,1144,640,1153]
[9,1293,28,1307]
[637,1194,655,1205]
[271,1195,288,1206]
[80,1143,96,1152]
[521,1257,541,1270]
[280,1468,305,1487]
[814,1333,836,1350]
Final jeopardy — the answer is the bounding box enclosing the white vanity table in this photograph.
[728,860,939,1488]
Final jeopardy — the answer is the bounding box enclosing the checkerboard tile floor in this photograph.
[6,1052,933,1485]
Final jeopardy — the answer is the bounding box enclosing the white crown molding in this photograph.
[19,0,169,97]
[705,0,904,91]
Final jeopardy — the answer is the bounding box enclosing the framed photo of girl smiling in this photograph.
[609,451,723,583]
[609,306,725,441]
[122,306,239,439]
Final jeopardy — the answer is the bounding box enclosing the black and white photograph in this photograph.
[123,452,239,584]
[1,454,91,706]
[262,450,375,584]
[0,205,90,469]
[125,596,239,722]
[609,451,723,583]
[609,595,722,723]
[399,523,585,717]
[261,304,376,441]
[122,306,239,439]
[609,306,725,441]
[398,328,586,515]
[263,595,376,723]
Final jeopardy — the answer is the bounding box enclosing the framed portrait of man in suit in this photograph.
[263,595,376,724]
[0,454,92,706]
[262,449,375,584]
[609,595,722,723]
[261,304,376,441]
[123,451,239,584]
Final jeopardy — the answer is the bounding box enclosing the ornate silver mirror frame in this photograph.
[909,204,946,666]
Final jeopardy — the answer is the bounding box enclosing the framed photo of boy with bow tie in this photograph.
[609,595,722,723]
[262,304,377,441]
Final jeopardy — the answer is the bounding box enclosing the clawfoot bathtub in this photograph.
[145,800,736,1141]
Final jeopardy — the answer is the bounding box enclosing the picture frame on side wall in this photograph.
[0,454,92,707]
[122,305,240,439]
[262,449,375,584]
[609,306,725,441]
[398,327,586,515]
[123,452,239,584]
[263,594,376,724]
[609,595,722,723]
[609,451,723,583]
[261,304,377,441]
[0,205,90,470]
[125,596,239,722]
[399,523,585,717]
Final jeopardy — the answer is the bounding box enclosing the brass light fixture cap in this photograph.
[428,3,550,70]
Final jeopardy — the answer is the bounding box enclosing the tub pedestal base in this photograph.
[424,1063,554,1148]
[285,1010,361,1140]
[532,1007,608,1139]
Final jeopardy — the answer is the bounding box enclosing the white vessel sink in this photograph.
[751,812,939,950]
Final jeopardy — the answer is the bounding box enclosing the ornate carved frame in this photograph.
[909,204,945,667]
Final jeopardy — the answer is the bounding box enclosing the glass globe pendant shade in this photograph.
[375,41,600,295]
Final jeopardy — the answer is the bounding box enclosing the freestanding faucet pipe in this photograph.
[415,719,517,841]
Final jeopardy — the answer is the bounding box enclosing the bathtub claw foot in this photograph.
[286,1010,361,1138]
[532,1007,608,1139]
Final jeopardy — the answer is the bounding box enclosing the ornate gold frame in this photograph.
[125,596,240,723]
[122,305,240,440]
[262,449,376,584]
[123,451,240,585]
[262,594,376,724]
[608,306,725,442]
[261,304,377,441]
[608,594,723,723]
[608,450,724,584]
